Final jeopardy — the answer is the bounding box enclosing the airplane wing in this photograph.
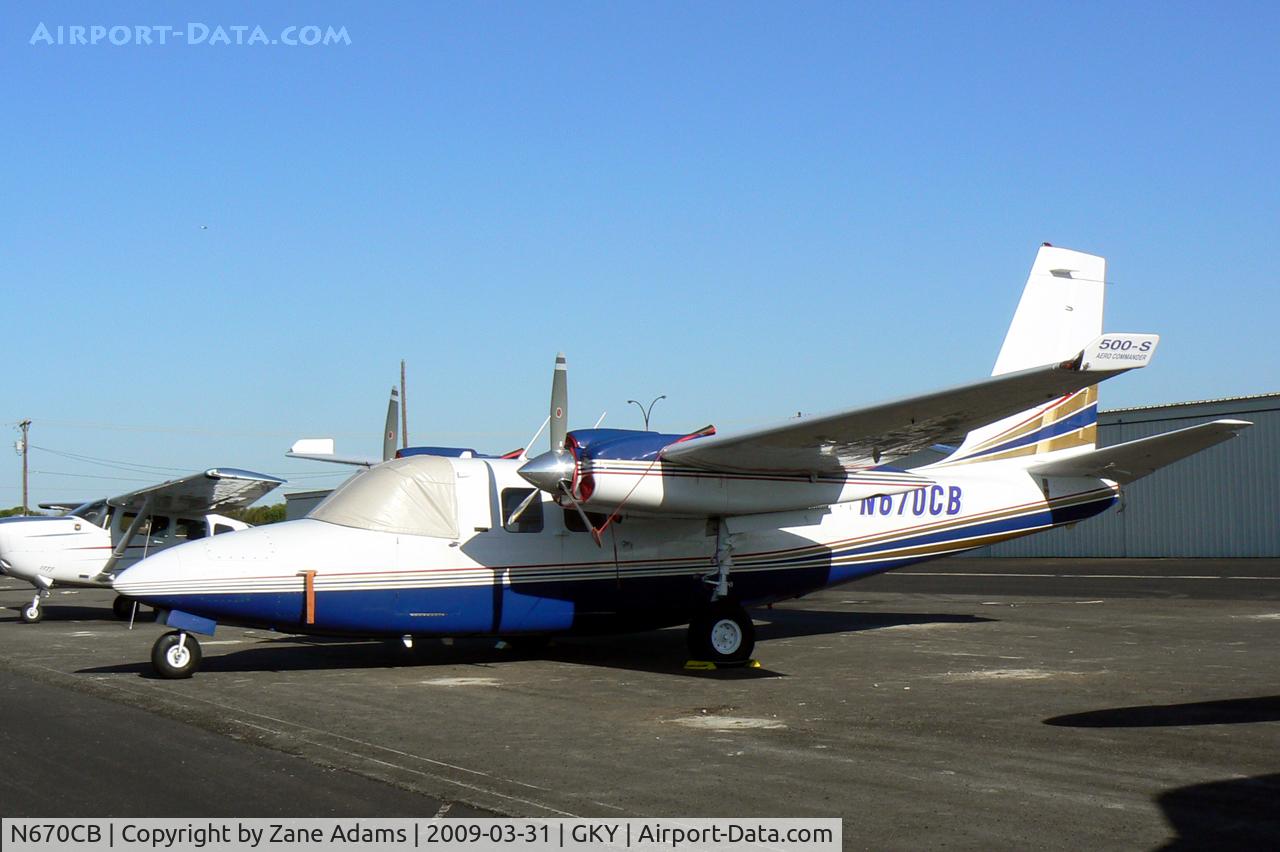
[661,334,1158,475]
[1026,419,1251,484]
[106,469,285,514]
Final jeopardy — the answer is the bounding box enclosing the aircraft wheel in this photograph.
[20,601,43,624]
[112,596,136,620]
[151,631,202,679]
[687,602,754,665]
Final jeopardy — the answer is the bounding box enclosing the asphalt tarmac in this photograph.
[1,558,1277,850]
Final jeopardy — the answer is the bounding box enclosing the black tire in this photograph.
[19,601,43,624]
[151,631,202,679]
[687,602,755,665]
[112,596,136,621]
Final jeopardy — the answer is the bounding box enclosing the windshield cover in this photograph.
[308,456,459,538]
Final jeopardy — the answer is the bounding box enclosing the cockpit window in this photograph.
[70,500,111,529]
[308,456,459,538]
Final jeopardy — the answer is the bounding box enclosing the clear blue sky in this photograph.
[3,2,1277,506]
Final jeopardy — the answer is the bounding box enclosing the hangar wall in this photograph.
[967,393,1280,557]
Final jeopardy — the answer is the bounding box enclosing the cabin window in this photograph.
[175,518,206,540]
[149,516,171,540]
[213,523,236,535]
[120,513,152,536]
[562,507,612,533]
[502,488,543,533]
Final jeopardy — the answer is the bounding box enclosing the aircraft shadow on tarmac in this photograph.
[2,604,155,623]
[1043,695,1280,727]
[1153,773,1280,850]
[76,608,993,681]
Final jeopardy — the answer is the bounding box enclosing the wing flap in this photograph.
[1027,419,1251,483]
[662,334,1157,475]
[107,469,285,514]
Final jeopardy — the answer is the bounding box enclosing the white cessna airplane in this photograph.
[114,245,1251,678]
[0,469,283,622]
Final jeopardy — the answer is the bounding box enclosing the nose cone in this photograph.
[517,450,574,493]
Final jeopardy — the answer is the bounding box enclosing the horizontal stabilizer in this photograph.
[1028,419,1251,484]
[287,438,378,468]
[38,501,87,512]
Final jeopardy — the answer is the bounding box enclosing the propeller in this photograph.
[511,353,602,541]
[518,353,577,495]
[382,386,400,462]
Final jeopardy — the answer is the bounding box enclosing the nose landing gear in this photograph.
[20,594,44,624]
[151,630,202,678]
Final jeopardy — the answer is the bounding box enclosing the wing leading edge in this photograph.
[661,334,1159,475]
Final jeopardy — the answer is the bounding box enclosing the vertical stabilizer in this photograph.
[947,245,1105,464]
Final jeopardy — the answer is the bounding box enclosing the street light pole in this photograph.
[19,419,30,516]
[626,396,666,431]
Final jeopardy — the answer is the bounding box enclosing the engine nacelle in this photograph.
[562,429,930,517]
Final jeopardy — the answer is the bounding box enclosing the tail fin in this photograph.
[949,245,1106,463]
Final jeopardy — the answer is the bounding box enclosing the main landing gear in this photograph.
[685,518,756,665]
[151,630,202,679]
[687,601,755,665]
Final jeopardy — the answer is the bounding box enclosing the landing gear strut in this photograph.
[687,519,755,664]
[151,630,202,678]
[20,594,44,624]
[112,596,138,621]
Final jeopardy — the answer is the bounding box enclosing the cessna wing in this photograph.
[661,334,1160,475]
[106,468,285,514]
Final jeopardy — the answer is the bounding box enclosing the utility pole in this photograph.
[18,419,30,516]
[400,359,408,449]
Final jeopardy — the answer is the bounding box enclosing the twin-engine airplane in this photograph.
[114,246,1252,678]
[0,469,283,622]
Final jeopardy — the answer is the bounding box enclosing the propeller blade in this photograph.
[518,416,550,462]
[505,489,540,528]
[558,483,603,549]
[550,352,568,451]
[382,387,400,462]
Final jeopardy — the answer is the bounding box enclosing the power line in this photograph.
[31,470,158,483]
[28,418,369,439]
[31,445,192,474]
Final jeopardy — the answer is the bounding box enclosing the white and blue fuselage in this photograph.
[113,454,1116,639]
